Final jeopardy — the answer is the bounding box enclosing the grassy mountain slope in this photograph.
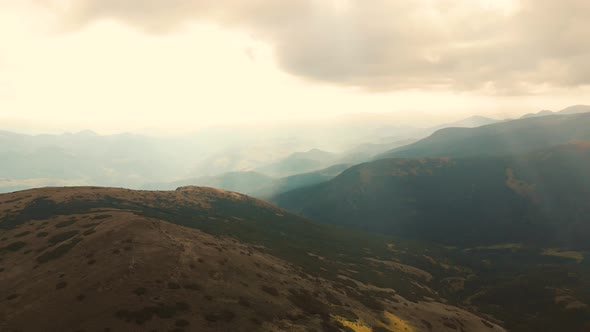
[0,186,504,332]
[273,142,590,249]
[271,143,590,331]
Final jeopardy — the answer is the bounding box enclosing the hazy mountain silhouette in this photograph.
[520,104,590,119]
[376,112,590,160]
[431,115,500,130]
[253,149,337,177]
[143,164,351,199]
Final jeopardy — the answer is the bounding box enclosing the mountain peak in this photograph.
[559,104,590,114]
[75,130,99,136]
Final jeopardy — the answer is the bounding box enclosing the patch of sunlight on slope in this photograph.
[334,311,415,332]
[468,243,524,251]
[542,248,584,263]
[381,311,416,332]
[333,316,372,332]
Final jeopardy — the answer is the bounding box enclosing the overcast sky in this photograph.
[1,0,589,134]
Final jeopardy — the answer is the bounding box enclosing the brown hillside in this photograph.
[0,187,503,332]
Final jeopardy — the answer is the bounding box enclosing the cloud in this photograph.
[31,0,590,94]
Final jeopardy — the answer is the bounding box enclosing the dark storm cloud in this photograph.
[42,0,590,94]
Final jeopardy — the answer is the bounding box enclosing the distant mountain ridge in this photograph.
[431,115,500,130]
[142,164,351,199]
[254,148,337,177]
[376,111,590,160]
[142,171,275,193]
[520,104,590,119]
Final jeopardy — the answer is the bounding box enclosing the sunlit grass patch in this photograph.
[542,248,584,263]
[477,243,523,250]
[380,311,415,332]
[333,316,372,332]
[469,243,524,251]
[332,311,417,332]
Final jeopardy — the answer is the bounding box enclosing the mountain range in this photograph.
[142,164,352,199]
[267,111,590,331]
[376,111,590,160]
[520,104,590,119]
[4,107,586,194]
[2,107,590,331]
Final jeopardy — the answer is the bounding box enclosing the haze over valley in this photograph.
[2,1,590,332]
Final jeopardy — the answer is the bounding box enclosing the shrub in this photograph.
[114,302,190,325]
[1,241,27,252]
[443,322,458,330]
[204,310,235,322]
[14,231,31,238]
[82,229,96,236]
[322,320,351,332]
[183,283,201,291]
[91,214,112,220]
[55,220,76,228]
[345,290,384,311]
[288,288,330,318]
[37,238,82,263]
[167,282,181,289]
[133,287,147,296]
[48,231,79,245]
[261,285,279,296]
[238,296,251,307]
[372,327,390,332]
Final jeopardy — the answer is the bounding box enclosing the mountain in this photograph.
[520,105,590,119]
[0,131,199,192]
[520,110,554,119]
[0,110,528,194]
[254,149,338,177]
[272,144,590,330]
[74,130,99,136]
[253,140,421,179]
[560,104,590,114]
[0,186,507,332]
[142,164,351,199]
[142,171,275,193]
[337,139,419,165]
[252,164,351,199]
[249,141,419,181]
[432,115,500,130]
[273,142,590,249]
[376,112,590,160]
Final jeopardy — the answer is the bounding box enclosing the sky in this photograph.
[0,0,589,134]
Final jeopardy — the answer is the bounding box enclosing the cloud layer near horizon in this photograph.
[37,0,590,94]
